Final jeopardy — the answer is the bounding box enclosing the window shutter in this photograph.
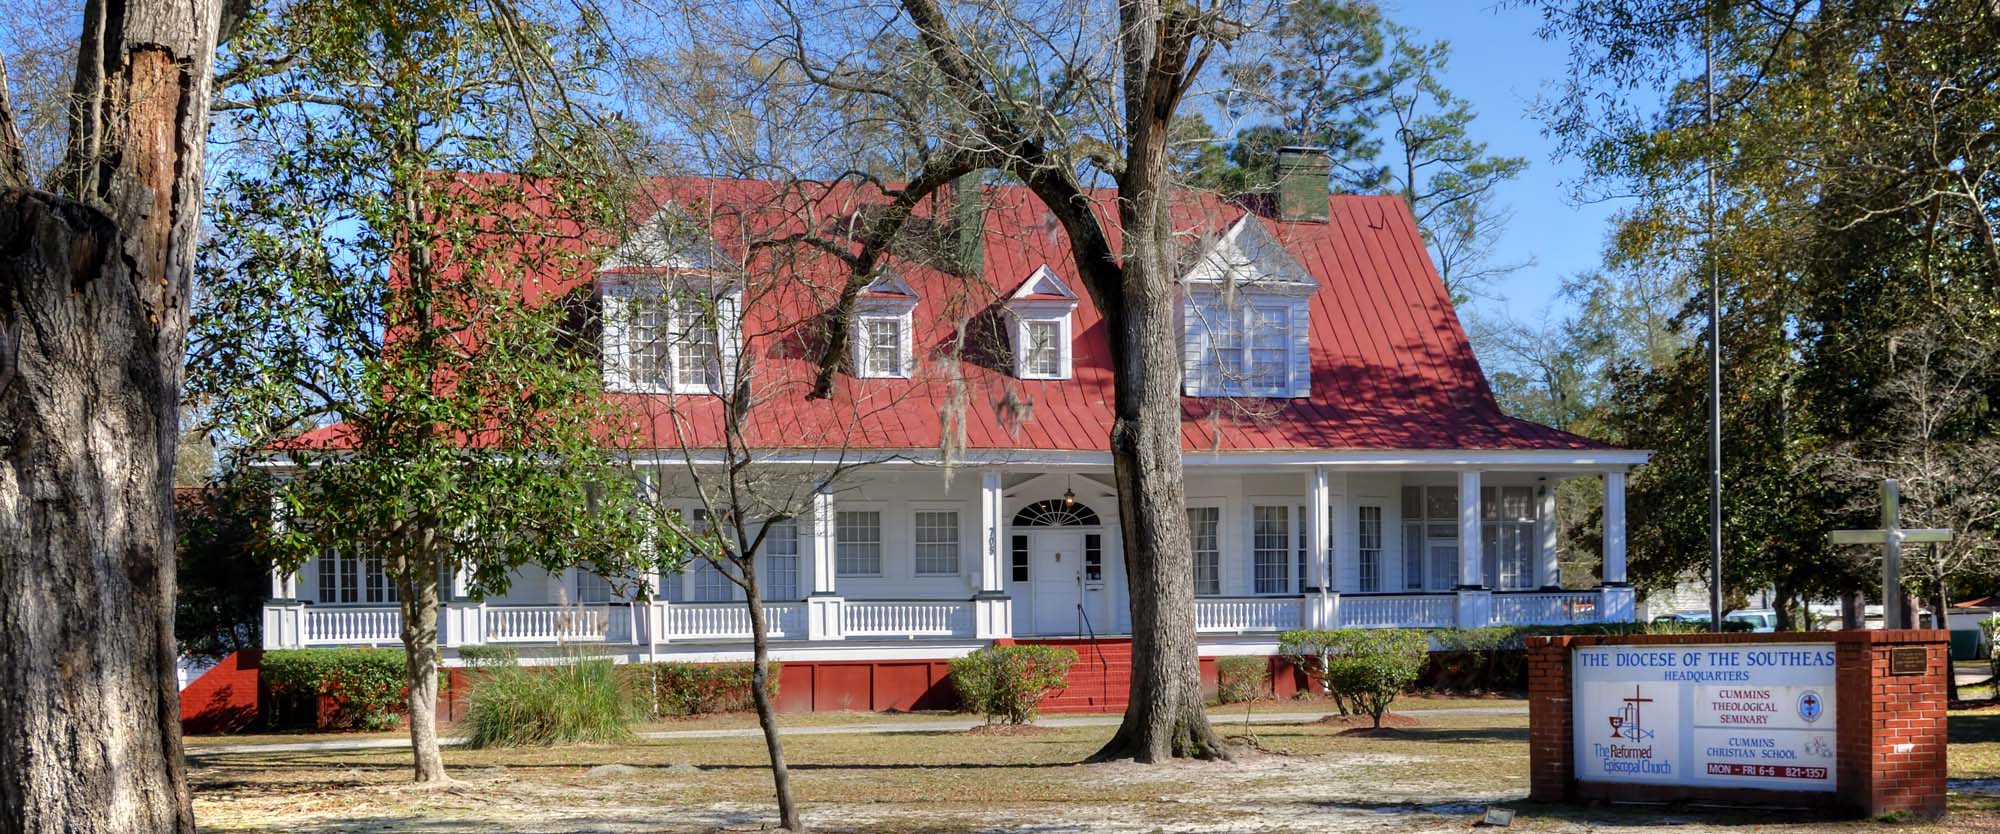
[601,288,630,391]
[717,292,741,394]
[1181,295,1211,395]
[1289,298,1311,398]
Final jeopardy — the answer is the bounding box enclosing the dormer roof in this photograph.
[1007,264,1079,305]
[1181,214,1319,293]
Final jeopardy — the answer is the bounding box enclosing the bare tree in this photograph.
[1826,322,2000,696]
[1,0,243,830]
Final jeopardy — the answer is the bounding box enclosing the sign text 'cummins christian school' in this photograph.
[1573,643,1837,792]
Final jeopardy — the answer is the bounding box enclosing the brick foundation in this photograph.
[1528,630,1947,819]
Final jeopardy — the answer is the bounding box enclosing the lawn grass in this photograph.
[188,703,1998,833]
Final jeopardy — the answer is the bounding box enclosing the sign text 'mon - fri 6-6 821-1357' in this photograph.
[1573,644,1838,792]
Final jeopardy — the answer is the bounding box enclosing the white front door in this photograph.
[1028,531,1084,636]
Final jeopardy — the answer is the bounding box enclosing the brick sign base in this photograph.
[1528,630,1947,818]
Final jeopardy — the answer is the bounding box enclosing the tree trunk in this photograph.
[743,581,802,830]
[397,548,449,783]
[1088,120,1227,761]
[1,0,219,830]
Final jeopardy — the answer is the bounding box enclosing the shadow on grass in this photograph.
[1951,712,2000,745]
[1235,724,1530,744]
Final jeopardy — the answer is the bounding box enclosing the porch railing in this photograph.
[1492,592,1600,626]
[657,601,806,641]
[1339,594,1457,629]
[484,605,630,643]
[1194,597,1302,633]
[302,606,402,646]
[843,600,973,638]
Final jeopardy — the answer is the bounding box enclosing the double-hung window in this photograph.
[614,284,730,394]
[1184,294,1307,398]
[764,518,800,601]
[1020,319,1066,378]
[912,510,960,575]
[318,552,396,604]
[1356,505,1382,593]
[1188,506,1222,596]
[1482,486,1538,590]
[860,317,907,378]
[836,511,883,576]
[576,571,612,604]
[1252,505,1291,594]
[1400,485,1461,591]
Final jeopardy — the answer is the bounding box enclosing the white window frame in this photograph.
[575,570,613,604]
[855,312,912,379]
[1013,314,1072,379]
[910,506,963,577]
[1183,290,1310,398]
[601,280,738,396]
[316,552,396,605]
[835,509,884,577]
[1356,503,1384,593]
[1187,501,1224,597]
[1481,484,1539,591]
[1250,503,1293,595]
[762,517,801,601]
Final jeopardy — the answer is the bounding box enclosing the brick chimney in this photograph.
[1275,146,1331,223]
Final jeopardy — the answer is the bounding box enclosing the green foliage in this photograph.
[948,645,1078,725]
[1430,622,1688,653]
[635,662,781,717]
[464,659,635,747]
[1322,630,1429,728]
[262,648,408,731]
[1215,656,1269,705]
[1982,616,2000,681]
[174,471,273,661]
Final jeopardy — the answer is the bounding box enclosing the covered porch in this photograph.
[262,452,1644,654]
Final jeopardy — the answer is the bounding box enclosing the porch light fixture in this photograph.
[1063,487,1076,508]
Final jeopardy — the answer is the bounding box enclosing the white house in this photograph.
[261,150,1646,710]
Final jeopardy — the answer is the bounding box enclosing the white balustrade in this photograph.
[1338,594,1457,629]
[1491,592,1601,626]
[302,607,402,645]
[1194,597,1303,633]
[843,600,973,638]
[484,605,629,643]
[659,602,806,641]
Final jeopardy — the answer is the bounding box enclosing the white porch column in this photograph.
[269,565,298,600]
[973,469,1013,639]
[1455,469,1490,628]
[806,486,845,640]
[1602,470,1628,586]
[1538,481,1561,589]
[261,601,305,649]
[1457,470,1483,588]
[1304,466,1336,628]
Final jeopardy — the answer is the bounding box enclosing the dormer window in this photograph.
[601,281,738,395]
[1181,216,1316,398]
[1006,265,1078,380]
[853,270,918,379]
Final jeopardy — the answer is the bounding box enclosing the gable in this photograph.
[1180,214,1318,293]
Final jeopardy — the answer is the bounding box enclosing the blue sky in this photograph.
[1384,1,1632,324]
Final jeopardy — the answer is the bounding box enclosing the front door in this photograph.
[1028,531,1084,636]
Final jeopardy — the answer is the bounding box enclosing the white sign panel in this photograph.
[1574,643,1837,792]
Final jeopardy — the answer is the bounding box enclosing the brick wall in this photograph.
[1527,630,1947,819]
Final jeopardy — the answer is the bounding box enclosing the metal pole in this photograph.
[1705,20,1725,633]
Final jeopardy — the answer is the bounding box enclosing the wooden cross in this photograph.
[1829,479,1952,629]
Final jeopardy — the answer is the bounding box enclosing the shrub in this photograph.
[949,644,1077,724]
[637,662,780,717]
[1215,656,1269,704]
[262,648,407,731]
[1324,629,1429,728]
[465,659,636,747]
[1278,629,1347,704]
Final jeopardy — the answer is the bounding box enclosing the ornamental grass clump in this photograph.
[949,644,1077,724]
[464,658,636,748]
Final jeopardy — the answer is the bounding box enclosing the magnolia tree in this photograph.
[189,0,666,783]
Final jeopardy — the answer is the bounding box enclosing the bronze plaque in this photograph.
[1889,646,1928,676]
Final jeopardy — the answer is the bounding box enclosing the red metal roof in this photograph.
[284,177,1613,455]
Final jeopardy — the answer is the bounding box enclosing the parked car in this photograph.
[1650,612,1756,632]
[1725,610,1778,632]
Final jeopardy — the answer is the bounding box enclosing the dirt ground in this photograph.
[189,705,2000,833]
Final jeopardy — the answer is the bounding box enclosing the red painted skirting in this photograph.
[180,650,263,734]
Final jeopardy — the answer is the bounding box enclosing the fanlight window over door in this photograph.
[1012,499,1102,527]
